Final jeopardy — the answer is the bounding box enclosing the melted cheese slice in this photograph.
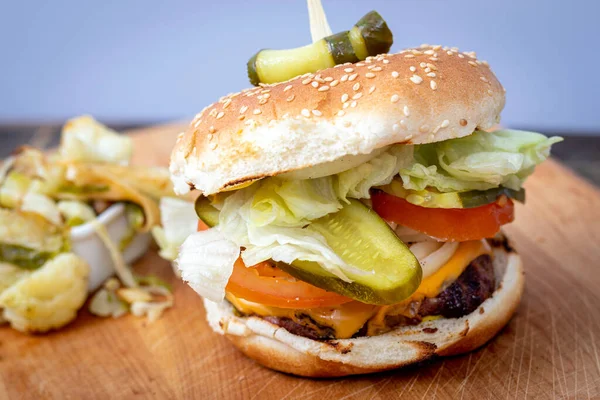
[226,240,491,339]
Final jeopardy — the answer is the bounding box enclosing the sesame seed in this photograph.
[480,76,488,82]
[424,67,431,73]
[258,98,267,105]
[410,75,423,84]
[365,72,376,78]
[301,109,310,117]
[311,81,319,88]
[341,74,349,82]
[487,89,494,96]
[482,60,489,67]
[286,95,295,102]
[324,76,333,82]
[209,126,216,133]
[405,134,413,140]
[330,79,339,87]
[238,115,245,121]
[371,66,382,72]
[392,71,399,78]
[429,57,439,61]
[441,120,450,128]
[419,125,430,133]
[403,106,410,116]
[391,123,399,133]
[207,133,214,140]
[344,68,354,73]
[367,64,376,70]
[430,81,437,90]
[193,120,202,128]
[348,73,358,81]
[400,119,407,128]
[369,86,376,94]
[302,78,311,85]
[337,110,346,117]
[209,142,217,150]
[253,109,261,115]
[356,63,365,66]
[447,51,454,56]
[410,66,416,72]
[343,102,350,109]
[424,49,434,55]
[468,61,478,67]
[209,108,218,117]
[318,85,330,92]
[216,111,225,119]
[420,62,427,68]
[458,54,465,58]
[284,85,293,92]
[350,101,357,108]
[312,109,322,116]
[352,92,362,100]
[383,59,390,64]
[426,72,436,78]
[411,50,423,55]
[460,119,468,126]
[353,83,361,91]
[341,93,349,102]
[433,45,442,50]
[223,99,232,109]
[426,63,438,71]
[240,105,248,114]
[391,94,400,103]
[314,76,325,83]
[404,54,415,58]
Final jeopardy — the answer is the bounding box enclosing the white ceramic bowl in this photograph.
[70,203,151,292]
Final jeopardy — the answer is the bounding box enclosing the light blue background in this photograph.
[1,0,599,134]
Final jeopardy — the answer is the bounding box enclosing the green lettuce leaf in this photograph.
[400,130,562,192]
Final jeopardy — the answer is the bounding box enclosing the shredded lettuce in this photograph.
[176,130,561,302]
[400,130,562,192]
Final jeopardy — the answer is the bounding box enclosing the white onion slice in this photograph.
[409,241,442,261]
[419,242,460,279]
[395,225,439,243]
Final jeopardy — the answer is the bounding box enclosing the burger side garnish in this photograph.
[170,45,561,377]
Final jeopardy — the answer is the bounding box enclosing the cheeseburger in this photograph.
[170,45,561,377]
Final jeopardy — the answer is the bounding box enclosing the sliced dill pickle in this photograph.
[381,179,525,209]
[459,187,525,208]
[194,196,220,227]
[247,10,393,85]
[277,199,421,305]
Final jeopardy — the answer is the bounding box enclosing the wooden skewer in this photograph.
[307,0,332,43]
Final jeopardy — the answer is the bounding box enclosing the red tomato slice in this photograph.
[197,220,352,308]
[226,259,352,309]
[371,191,514,241]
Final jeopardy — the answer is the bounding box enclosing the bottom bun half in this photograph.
[203,242,524,377]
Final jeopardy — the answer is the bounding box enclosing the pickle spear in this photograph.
[277,199,422,305]
[248,11,393,85]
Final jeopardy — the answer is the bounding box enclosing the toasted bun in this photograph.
[170,45,505,195]
[203,243,523,377]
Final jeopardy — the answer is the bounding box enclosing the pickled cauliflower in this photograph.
[0,253,89,333]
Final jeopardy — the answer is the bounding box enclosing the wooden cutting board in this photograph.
[1,123,599,400]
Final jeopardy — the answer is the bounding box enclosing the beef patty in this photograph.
[236,254,496,340]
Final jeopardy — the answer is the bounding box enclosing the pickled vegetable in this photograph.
[381,179,525,209]
[0,244,54,270]
[277,199,421,305]
[248,11,393,85]
[194,196,220,227]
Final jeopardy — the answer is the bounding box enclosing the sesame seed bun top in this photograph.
[170,45,505,196]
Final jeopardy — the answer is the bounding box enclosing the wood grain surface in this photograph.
[1,123,599,399]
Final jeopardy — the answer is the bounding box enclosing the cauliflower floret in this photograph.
[0,253,89,333]
[0,262,30,295]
